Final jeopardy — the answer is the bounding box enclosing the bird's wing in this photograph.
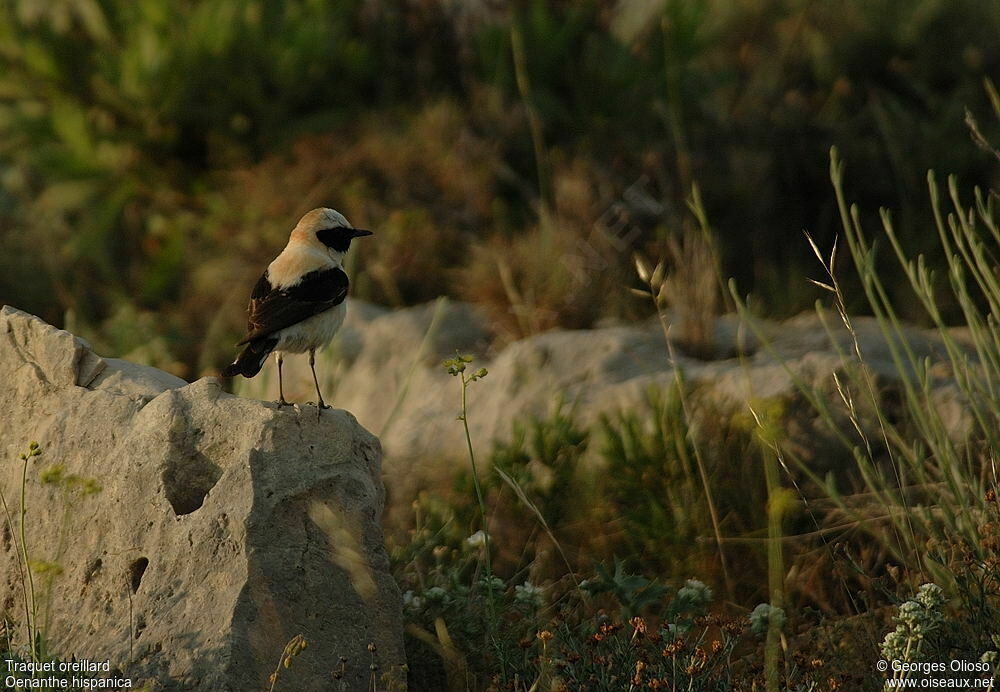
[237,267,349,344]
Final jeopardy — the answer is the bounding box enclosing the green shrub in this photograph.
[598,384,771,597]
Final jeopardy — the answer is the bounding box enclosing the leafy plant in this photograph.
[0,441,102,680]
[581,558,669,619]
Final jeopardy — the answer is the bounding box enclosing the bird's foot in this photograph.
[314,401,331,421]
[274,398,291,408]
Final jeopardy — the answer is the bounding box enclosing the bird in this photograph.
[222,208,372,413]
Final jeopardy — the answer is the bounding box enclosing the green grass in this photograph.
[387,142,1000,689]
[1,442,106,690]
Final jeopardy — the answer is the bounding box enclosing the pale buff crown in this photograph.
[268,208,352,287]
[289,208,351,246]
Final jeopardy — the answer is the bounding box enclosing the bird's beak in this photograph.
[349,228,373,238]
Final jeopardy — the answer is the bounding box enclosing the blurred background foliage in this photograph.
[0,0,997,376]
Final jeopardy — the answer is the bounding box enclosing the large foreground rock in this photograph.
[0,307,404,691]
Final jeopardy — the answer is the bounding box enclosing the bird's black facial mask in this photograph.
[316,227,373,253]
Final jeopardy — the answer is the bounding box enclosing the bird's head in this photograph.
[292,207,373,257]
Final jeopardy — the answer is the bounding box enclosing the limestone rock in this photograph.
[0,306,404,691]
[238,300,976,486]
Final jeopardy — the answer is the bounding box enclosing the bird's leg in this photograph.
[309,349,330,414]
[275,353,290,407]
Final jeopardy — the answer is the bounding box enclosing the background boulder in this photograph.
[239,299,968,486]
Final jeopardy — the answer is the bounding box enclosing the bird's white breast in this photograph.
[274,301,347,354]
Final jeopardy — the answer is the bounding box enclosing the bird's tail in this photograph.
[222,337,278,378]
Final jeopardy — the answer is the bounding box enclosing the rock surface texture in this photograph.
[0,306,404,691]
[240,299,968,486]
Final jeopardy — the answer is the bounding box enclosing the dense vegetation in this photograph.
[1,0,997,377]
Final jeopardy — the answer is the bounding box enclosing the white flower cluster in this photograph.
[880,583,945,662]
[514,581,545,608]
[977,634,1000,672]
[402,589,425,612]
[480,575,505,592]
[676,579,714,610]
[748,602,786,637]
